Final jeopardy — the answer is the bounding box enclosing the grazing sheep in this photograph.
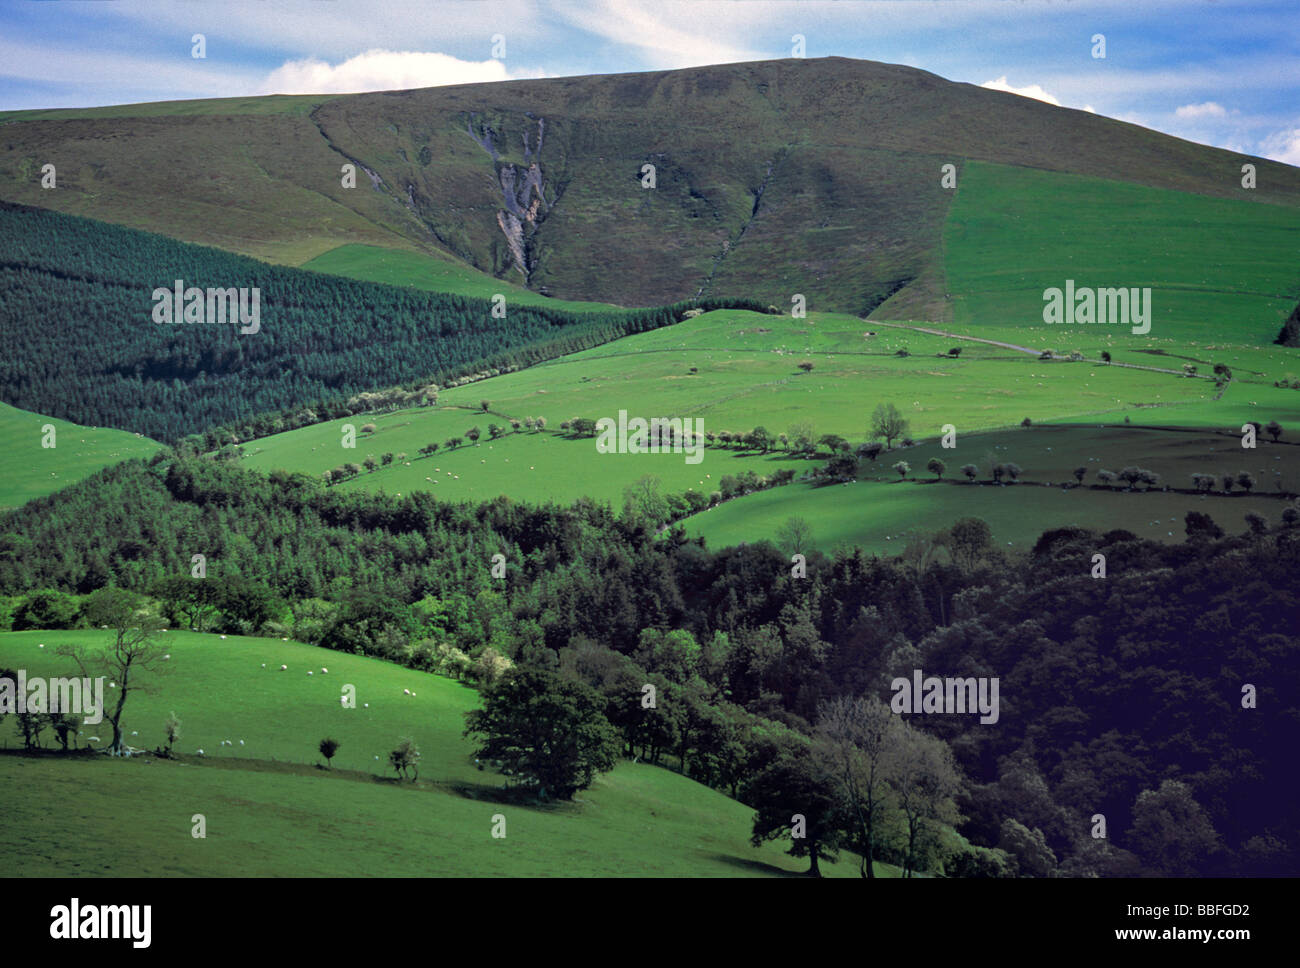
[220,635,227,639]
[239,740,244,746]
[321,668,328,674]
[163,654,171,660]
[363,703,369,708]
[307,671,313,676]
[403,688,410,695]
[261,663,266,668]
[196,749,204,756]
[38,643,44,648]
[131,731,138,736]
[280,664,288,671]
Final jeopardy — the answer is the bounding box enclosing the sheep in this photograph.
[220,635,227,639]
[403,688,410,695]
[196,748,205,756]
[307,670,313,676]
[261,663,266,668]
[239,740,245,746]
[38,643,45,648]
[131,730,138,736]
[280,664,288,671]
[163,654,171,660]
[321,667,328,674]
[363,703,369,708]
[88,736,101,743]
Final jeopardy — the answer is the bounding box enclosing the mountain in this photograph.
[3,57,1297,316]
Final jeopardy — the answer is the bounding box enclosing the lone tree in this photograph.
[464,666,620,801]
[164,711,181,756]
[480,399,491,412]
[776,516,814,558]
[856,441,884,464]
[893,460,911,480]
[466,426,482,443]
[1185,511,1224,541]
[1236,471,1255,494]
[745,743,845,877]
[319,737,340,768]
[871,403,908,449]
[961,463,978,482]
[797,361,815,373]
[1073,466,1088,484]
[926,457,945,480]
[1101,351,1112,363]
[816,696,902,878]
[57,588,168,756]
[1265,420,1283,442]
[389,736,420,781]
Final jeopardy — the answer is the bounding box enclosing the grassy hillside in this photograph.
[0,402,160,510]
[684,425,1298,554]
[302,243,618,312]
[4,58,1297,310]
[943,161,1300,344]
[240,307,1257,506]
[0,630,880,877]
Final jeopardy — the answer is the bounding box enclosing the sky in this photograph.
[1,0,1297,164]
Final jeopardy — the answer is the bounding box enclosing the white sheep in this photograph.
[261,663,266,668]
[239,740,244,746]
[403,688,410,695]
[196,748,205,756]
[363,703,369,708]
[307,670,313,676]
[220,635,227,640]
[280,664,288,671]
[321,667,328,674]
[163,654,171,660]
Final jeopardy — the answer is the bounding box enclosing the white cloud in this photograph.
[1175,101,1228,119]
[1259,127,1300,166]
[258,50,537,95]
[980,75,1060,106]
[549,0,765,69]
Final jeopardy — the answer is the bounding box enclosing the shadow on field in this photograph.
[708,854,811,877]
[448,779,582,813]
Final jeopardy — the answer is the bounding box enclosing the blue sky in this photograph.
[2,0,1297,163]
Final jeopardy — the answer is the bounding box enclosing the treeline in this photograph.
[0,202,769,443]
[1,455,1297,875]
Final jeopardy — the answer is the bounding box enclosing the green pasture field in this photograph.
[0,630,880,877]
[0,402,161,510]
[942,161,1300,347]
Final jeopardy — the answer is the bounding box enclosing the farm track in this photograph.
[870,321,1216,380]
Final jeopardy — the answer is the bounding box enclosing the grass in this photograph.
[239,307,1235,506]
[943,161,1300,346]
[684,424,1297,554]
[0,402,161,510]
[0,630,883,877]
[302,243,620,312]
